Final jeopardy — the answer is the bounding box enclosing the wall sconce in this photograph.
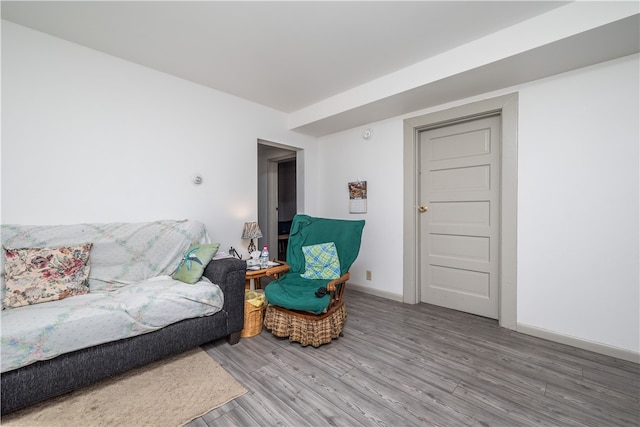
[241,221,263,254]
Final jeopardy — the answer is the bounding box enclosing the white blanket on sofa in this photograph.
[1,276,223,372]
[1,220,211,292]
[1,220,224,373]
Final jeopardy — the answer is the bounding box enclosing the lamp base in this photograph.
[247,239,257,255]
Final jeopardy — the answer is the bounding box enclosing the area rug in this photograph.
[1,347,247,427]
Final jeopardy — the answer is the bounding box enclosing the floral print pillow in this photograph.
[3,243,92,309]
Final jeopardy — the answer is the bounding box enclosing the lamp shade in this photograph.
[241,221,263,239]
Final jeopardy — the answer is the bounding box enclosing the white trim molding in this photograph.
[517,323,640,364]
[348,283,403,303]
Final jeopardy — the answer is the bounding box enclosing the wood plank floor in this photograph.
[189,290,639,427]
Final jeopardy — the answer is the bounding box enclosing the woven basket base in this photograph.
[263,303,347,347]
[240,301,265,338]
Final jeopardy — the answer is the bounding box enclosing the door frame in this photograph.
[267,154,297,257]
[402,93,518,330]
[258,141,301,263]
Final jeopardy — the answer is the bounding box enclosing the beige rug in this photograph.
[1,347,247,427]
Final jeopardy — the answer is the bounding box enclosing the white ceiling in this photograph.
[2,1,639,136]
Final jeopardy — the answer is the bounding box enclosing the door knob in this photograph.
[419,206,429,213]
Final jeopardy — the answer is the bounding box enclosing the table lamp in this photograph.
[241,221,263,255]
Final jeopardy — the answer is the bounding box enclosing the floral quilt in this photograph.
[0,220,223,373]
[1,276,223,372]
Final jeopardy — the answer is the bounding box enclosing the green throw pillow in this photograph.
[172,243,220,284]
[301,242,341,280]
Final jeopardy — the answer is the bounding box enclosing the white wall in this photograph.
[314,121,405,297]
[1,21,315,252]
[317,54,639,355]
[517,55,639,354]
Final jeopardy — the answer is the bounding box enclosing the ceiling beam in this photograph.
[289,2,639,137]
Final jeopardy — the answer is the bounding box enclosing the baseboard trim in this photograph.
[517,323,640,364]
[347,283,403,302]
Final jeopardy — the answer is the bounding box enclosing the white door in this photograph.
[419,115,501,319]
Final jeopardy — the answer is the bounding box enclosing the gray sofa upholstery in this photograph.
[1,257,246,415]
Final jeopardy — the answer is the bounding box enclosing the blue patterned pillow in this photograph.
[301,242,341,280]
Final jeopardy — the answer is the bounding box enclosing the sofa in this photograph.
[0,220,246,414]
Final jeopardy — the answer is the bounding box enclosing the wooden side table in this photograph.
[245,261,290,290]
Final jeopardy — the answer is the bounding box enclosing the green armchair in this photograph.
[264,214,365,347]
